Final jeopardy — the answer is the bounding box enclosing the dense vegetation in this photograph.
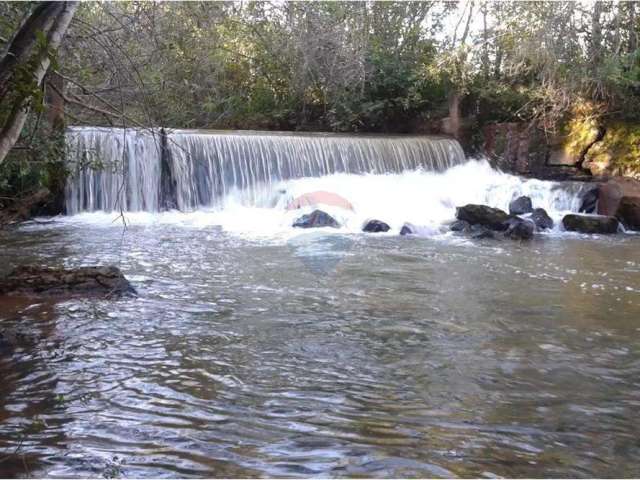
[0,1,639,204]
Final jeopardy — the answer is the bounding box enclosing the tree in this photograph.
[0,1,78,164]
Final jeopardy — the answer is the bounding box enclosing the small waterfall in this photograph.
[65,127,162,214]
[65,127,465,213]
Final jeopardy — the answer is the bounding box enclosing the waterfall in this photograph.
[64,127,466,213]
[65,127,162,214]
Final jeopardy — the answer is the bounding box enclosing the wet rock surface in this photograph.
[292,210,339,229]
[0,266,136,298]
[562,214,620,234]
[455,204,510,231]
[529,208,554,230]
[504,217,535,240]
[362,219,390,233]
[400,223,416,235]
[579,187,599,214]
[469,224,497,239]
[449,219,471,232]
[509,195,533,215]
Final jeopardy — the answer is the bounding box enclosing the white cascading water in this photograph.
[168,130,465,210]
[65,127,465,213]
[63,127,587,239]
[65,127,163,214]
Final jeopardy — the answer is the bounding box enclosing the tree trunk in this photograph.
[590,2,603,72]
[0,1,78,165]
[629,2,637,54]
[0,2,64,103]
[45,70,65,130]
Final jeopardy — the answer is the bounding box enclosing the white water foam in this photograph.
[54,159,586,242]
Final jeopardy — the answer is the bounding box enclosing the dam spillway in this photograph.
[64,127,466,214]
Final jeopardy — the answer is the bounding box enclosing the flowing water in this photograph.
[64,128,465,214]
[1,130,640,478]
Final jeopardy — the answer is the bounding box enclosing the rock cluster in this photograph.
[290,180,640,238]
[452,197,546,241]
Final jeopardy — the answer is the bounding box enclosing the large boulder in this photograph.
[509,195,533,215]
[598,177,640,216]
[455,204,510,231]
[287,191,354,211]
[616,196,640,231]
[529,208,554,230]
[0,266,136,298]
[562,214,620,234]
[292,209,339,229]
[504,217,535,240]
[362,219,390,233]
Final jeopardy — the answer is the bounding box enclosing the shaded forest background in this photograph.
[0,1,639,208]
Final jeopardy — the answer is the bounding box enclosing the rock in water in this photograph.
[509,195,533,215]
[530,208,554,230]
[579,187,599,214]
[450,220,471,232]
[455,204,510,231]
[0,266,136,298]
[400,223,415,235]
[362,219,390,233]
[504,217,535,240]
[470,224,497,239]
[562,214,619,234]
[292,209,339,228]
[616,196,640,231]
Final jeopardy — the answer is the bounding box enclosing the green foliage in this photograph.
[0,116,67,199]
[587,122,640,176]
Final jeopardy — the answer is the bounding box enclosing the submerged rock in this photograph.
[509,195,533,215]
[503,217,535,240]
[292,209,339,228]
[362,219,390,233]
[616,196,640,231]
[470,224,497,239]
[579,187,599,214]
[0,266,136,298]
[455,204,510,231]
[562,214,620,234]
[529,208,554,230]
[449,219,471,232]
